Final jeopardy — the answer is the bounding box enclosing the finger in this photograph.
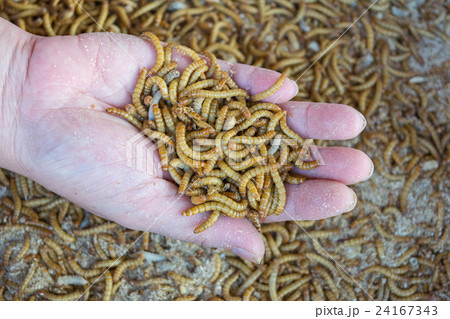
[23,107,265,263]
[217,61,298,103]
[164,47,299,103]
[281,101,366,140]
[295,147,373,185]
[264,180,357,223]
[112,182,265,263]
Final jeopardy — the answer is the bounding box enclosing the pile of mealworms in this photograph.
[106,31,318,234]
[0,0,448,301]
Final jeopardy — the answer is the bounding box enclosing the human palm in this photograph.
[8,29,372,262]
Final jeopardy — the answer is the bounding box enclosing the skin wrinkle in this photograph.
[0,24,36,174]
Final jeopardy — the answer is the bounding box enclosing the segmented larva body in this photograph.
[49,211,75,243]
[178,60,206,92]
[239,164,277,197]
[192,193,248,211]
[107,108,143,130]
[73,223,117,236]
[182,201,242,217]
[190,88,249,99]
[145,76,170,100]
[132,68,148,117]
[141,32,164,75]
[250,73,287,101]
[400,165,421,212]
[39,290,84,301]
[194,211,220,234]
[113,253,145,282]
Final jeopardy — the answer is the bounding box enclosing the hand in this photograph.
[0,19,372,263]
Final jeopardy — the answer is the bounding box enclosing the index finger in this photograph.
[171,52,299,103]
[281,101,367,140]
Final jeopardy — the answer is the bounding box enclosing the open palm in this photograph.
[10,28,372,262]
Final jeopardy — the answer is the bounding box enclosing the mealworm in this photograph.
[190,89,248,99]
[39,290,83,301]
[68,257,103,277]
[19,255,40,297]
[141,32,164,75]
[223,272,241,301]
[131,68,148,118]
[400,165,421,212]
[113,253,145,282]
[192,193,248,211]
[176,122,217,160]
[250,73,287,101]
[239,164,277,197]
[13,234,30,263]
[194,211,220,234]
[107,108,143,129]
[3,245,15,267]
[372,158,403,181]
[103,270,113,301]
[49,210,75,243]
[183,201,238,217]
[277,275,312,300]
[10,178,21,222]
[270,166,286,216]
[191,176,224,189]
[73,223,118,236]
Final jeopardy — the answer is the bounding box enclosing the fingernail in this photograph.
[346,190,358,212]
[231,247,260,264]
[364,159,374,181]
[360,112,367,132]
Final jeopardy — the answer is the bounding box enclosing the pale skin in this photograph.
[0,19,373,263]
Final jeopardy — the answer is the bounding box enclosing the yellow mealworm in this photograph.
[223,272,241,301]
[192,193,247,211]
[73,223,118,236]
[261,224,290,243]
[10,178,21,222]
[49,210,75,243]
[194,211,220,234]
[131,68,148,117]
[19,255,40,297]
[141,32,164,75]
[68,257,103,277]
[191,176,224,188]
[175,167,192,193]
[107,108,143,129]
[270,167,286,216]
[103,270,113,301]
[159,63,178,79]
[400,165,421,212]
[277,275,312,300]
[182,201,240,217]
[269,259,281,301]
[13,234,30,262]
[167,271,194,285]
[250,74,287,101]
[113,253,145,282]
[242,286,256,301]
[176,122,217,161]
[145,76,170,101]
[239,164,277,197]
[38,290,83,301]
[266,232,281,257]
[372,158,403,181]
[189,88,248,99]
